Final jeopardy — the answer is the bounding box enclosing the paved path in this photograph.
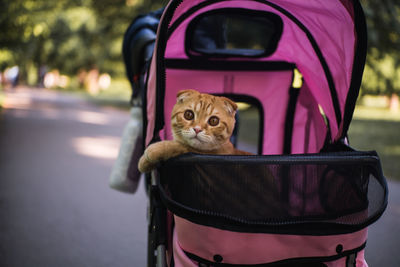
[366,180,400,267]
[0,87,399,266]
[0,87,147,267]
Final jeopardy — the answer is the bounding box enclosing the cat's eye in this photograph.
[184,110,194,120]
[208,116,219,126]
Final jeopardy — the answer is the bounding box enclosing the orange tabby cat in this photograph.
[138,89,252,173]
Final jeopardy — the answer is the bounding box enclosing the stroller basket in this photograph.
[158,151,387,235]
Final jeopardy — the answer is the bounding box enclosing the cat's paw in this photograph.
[137,143,160,173]
[138,154,154,173]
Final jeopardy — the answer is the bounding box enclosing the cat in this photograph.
[138,89,252,173]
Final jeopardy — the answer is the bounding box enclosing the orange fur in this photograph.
[138,90,251,173]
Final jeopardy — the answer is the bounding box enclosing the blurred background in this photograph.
[0,0,399,267]
[0,0,168,99]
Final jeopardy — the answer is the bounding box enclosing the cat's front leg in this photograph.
[137,143,159,173]
[138,140,188,173]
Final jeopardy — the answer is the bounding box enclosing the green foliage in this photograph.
[349,115,400,181]
[361,0,400,96]
[0,0,166,83]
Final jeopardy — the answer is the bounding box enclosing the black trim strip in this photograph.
[142,58,150,148]
[167,0,225,40]
[165,58,295,71]
[164,150,381,165]
[153,0,184,141]
[339,0,368,140]
[283,85,300,154]
[183,242,366,267]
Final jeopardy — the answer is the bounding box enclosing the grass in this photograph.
[348,105,400,181]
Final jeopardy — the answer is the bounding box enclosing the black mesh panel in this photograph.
[158,151,387,235]
[187,8,283,58]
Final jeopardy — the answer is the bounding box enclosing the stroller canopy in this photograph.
[146,0,367,153]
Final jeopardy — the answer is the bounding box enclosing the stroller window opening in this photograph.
[223,95,264,155]
[185,8,283,58]
[291,68,303,89]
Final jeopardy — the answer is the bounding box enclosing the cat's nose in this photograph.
[193,127,202,134]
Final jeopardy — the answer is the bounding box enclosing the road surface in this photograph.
[0,87,147,266]
[0,87,399,266]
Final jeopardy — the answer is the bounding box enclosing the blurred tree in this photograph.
[0,0,166,85]
[361,0,400,98]
[88,0,167,75]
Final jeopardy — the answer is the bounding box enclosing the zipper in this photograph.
[165,151,380,165]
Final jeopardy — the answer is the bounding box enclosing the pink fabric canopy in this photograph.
[145,0,366,154]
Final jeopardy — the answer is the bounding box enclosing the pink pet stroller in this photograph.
[122,1,388,266]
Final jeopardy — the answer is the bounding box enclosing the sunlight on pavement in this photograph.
[72,136,120,159]
[390,204,400,219]
[75,111,110,125]
[7,109,30,119]
[2,93,33,109]
[40,107,61,119]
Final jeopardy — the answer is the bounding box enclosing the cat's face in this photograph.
[171,90,237,151]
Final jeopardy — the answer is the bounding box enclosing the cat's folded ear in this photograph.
[176,89,198,103]
[220,97,238,115]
